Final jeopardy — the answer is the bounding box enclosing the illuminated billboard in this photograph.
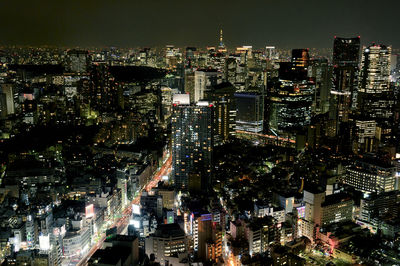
[130,218,140,229]
[132,204,140,215]
[39,235,50,251]
[85,204,94,218]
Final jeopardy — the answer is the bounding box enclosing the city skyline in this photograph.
[2,1,400,265]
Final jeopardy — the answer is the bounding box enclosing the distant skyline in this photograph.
[1,0,399,48]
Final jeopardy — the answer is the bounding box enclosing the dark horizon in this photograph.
[1,0,399,48]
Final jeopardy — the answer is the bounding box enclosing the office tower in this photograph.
[1,83,14,115]
[358,191,398,224]
[268,79,314,134]
[172,95,213,191]
[207,82,236,145]
[235,92,263,133]
[345,155,397,193]
[357,44,394,144]
[145,223,187,265]
[330,37,360,132]
[67,50,88,73]
[358,44,392,116]
[308,58,331,115]
[225,57,237,84]
[194,69,221,103]
[320,193,353,226]
[359,44,391,94]
[184,69,195,102]
[352,118,377,154]
[292,49,309,68]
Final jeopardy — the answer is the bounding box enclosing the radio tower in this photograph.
[218,28,226,53]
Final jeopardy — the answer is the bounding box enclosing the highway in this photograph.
[71,155,172,266]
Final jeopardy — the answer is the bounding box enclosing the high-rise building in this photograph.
[1,83,14,115]
[207,82,236,145]
[172,95,213,191]
[268,79,314,134]
[344,155,397,193]
[235,92,263,133]
[292,49,309,68]
[308,58,331,115]
[145,223,187,265]
[194,69,221,103]
[358,191,398,224]
[358,44,391,94]
[357,45,393,142]
[330,37,360,132]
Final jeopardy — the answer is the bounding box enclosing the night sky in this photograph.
[0,0,399,48]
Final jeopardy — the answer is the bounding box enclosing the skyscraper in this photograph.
[358,44,391,94]
[357,44,393,143]
[330,37,360,132]
[235,93,263,133]
[1,83,15,115]
[194,69,221,103]
[172,95,213,191]
[207,82,236,145]
[291,49,309,68]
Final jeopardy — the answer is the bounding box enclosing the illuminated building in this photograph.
[291,48,309,68]
[358,191,398,224]
[235,92,263,133]
[184,69,195,102]
[225,57,237,85]
[265,46,277,61]
[245,216,277,256]
[217,29,227,53]
[357,44,394,143]
[67,50,88,73]
[172,95,213,191]
[358,44,391,94]
[308,58,331,114]
[298,189,354,242]
[320,193,353,226]
[268,79,314,133]
[330,37,360,132]
[207,82,236,144]
[344,156,397,193]
[62,227,91,258]
[268,49,314,136]
[145,223,187,265]
[352,118,376,154]
[194,69,222,103]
